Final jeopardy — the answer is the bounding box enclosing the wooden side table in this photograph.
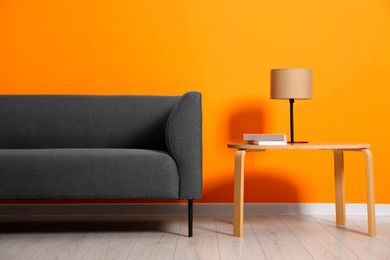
[228,143,376,237]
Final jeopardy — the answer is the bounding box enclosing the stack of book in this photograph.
[243,134,287,145]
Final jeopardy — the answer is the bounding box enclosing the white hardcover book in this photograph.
[243,134,287,142]
[246,140,287,145]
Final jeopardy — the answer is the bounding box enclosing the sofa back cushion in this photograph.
[0,95,179,150]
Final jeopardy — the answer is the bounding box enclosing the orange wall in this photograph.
[1,0,389,203]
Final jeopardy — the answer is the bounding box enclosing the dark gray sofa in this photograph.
[0,91,202,237]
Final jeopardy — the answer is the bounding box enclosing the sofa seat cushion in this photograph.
[0,149,179,199]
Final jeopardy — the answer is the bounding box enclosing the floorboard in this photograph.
[174,215,220,260]
[82,215,149,260]
[127,215,182,260]
[216,215,267,260]
[320,215,390,259]
[281,215,358,260]
[34,216,108,260]
[376,217,390,247]
[381,216,390,225]
[248,215,314,260]
[1,214,389,260]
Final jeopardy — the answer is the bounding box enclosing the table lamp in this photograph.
[270,68,312,143]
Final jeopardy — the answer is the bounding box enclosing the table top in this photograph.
[228,142,370,151]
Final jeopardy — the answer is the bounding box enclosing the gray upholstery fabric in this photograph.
[0,149,179,199]
[166,92,202,199]
[0,95,177,150]
[0,92,202,200]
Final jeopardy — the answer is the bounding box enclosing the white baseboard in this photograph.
[1,203,389,216]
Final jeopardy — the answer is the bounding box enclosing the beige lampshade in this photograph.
[270,68,313,99]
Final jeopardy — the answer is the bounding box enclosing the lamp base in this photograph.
[288,141,309,144]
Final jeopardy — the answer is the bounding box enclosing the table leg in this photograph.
[334,150,346,225]
[361,149,376,237]
[233,150,246,237]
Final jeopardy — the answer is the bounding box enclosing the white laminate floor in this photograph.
[0,215,389,259]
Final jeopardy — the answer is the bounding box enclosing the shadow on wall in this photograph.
[207,102,299,204]
[202,99,299,205]
[384,0,390,14]
[203,170,299,203]
[228,101,267,143]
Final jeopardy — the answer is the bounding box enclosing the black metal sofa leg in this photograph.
[188,200,193,237]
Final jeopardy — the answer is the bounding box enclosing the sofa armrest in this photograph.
[165,91,202,199]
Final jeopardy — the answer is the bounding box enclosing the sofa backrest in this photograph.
[0,94,180,150]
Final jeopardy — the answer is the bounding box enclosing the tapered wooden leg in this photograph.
[334,150,346,225]
[233,150,246,237]
[361,149,376,237]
